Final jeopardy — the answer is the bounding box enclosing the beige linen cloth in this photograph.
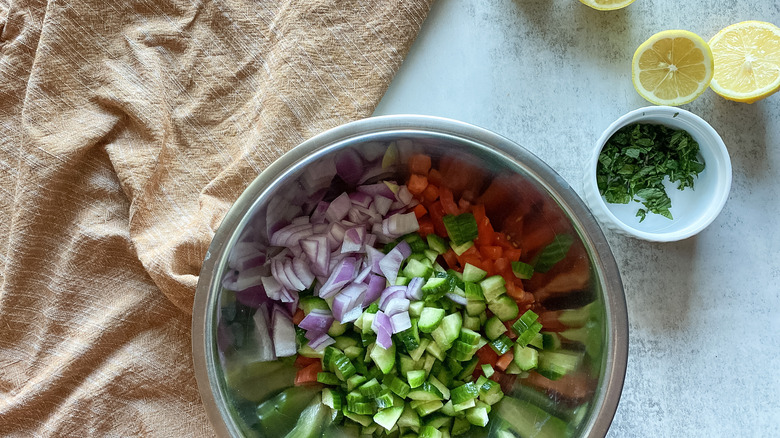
[0,0,433,435]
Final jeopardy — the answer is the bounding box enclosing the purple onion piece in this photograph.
[446,292,468,306]
[348,191,373,208]
[298,310,334,332]
[406,277,424,300]
[325,192,352,223]
[363,274,385,308]
[336,149,364,185]
[308,332,336,351]
[235,285,268,308]
[272,305,296,357]
[383,297,411,316]
[372,194,393,216]
[261,276,285,301]
[292,257,315,289]
[396,185,413,205]
[319,257,358,298]
[357,182,396,199]
[390,311,412,334]
[379,286,407,310]
[252,303,276,361]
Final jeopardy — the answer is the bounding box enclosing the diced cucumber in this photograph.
[334,335,360,351]
[373,406,404,431]
[418,308,446,334]
[299,296,329,314]
[537,350,583,381]
[414,400,444,418]
[404,258,433,279]
[407,369,427,388]
[428,375,451,400]
[424,249,439,263]
[317,372,340,385]
[484,316,507,341]
[489,334,514,355]
[407,382,444,401]
[343,345,362,360]
[450,382,479,405]
[494,396,570,438]
[425,414,453,430]
[342,409,373,427]
[431,313,462,349]
[479,275,506,303]
[332,353,357,381]
[451,416,471,436]
[465,406,489,427]
[425,339,446,361]
[462,313,481,331]
[358,378,382,397]
[452,398,476,413]
[464,300,486,317]
[449,240,474,256]
[346,374,367,391]
[511,309,539,334]
[477,379,503,405]
[458,328,482,345]
[487,295,519,321]
[397,404,421,429]
[408,337,430,362]
[481,364,494,378]
[384,375,411,398]
[511,260,534,280]
[542,331,562,350]
[322,387,343,410]
[370,343,396,374]
[426,234,449,254]
[421,277,452,297]
[297,344,324,359]
[456,357,479,381]
[462,264,487,283]
[419,425,443,438]
[397,320,421,352]
[395,276,411,286]
[399,354,417,376]
[515,321,543,347]
[409,300,425,318]
[328,320,348,337]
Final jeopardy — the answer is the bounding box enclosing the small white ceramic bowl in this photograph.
[583,106,732,242]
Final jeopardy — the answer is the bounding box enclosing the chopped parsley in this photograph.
[596,123,705,222]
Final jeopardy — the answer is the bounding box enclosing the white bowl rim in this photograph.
[587,106,732,242]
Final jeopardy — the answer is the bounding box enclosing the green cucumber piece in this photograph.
[479,275,507,303]
[465,406,489,427]
[369,343,396,374]
[484,316,508,341]
[489,334,514,356]
[487,294,519,321]
[409,300,425,318]
[419,307,446,333]
[464,300,487,317]
[537,350,583,381]
[407,369,427,388]
[462,264,487,283]
[407,382,444,401]
[431,313,462,349]
[373,406,404,431]
[450,382,479,405]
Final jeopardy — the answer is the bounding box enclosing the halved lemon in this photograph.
[708,21,780,103]
[632,30,714,106]
[580,0,636,11]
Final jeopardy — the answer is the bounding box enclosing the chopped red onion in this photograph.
[291,215,310,225]
[390,311,412,333]
[396,185,413,205]
[348,191,373,208]
[292,258,315,289]
[383,297,410,316]
[252,303,276,361]
[235,285,268,308]
[233,265,267,291]
[272,305,296,357]
[379,286,407,310]
[363,274,385,307]
[282,258,306,291]
[357,183,396,199]
[307,332,336,351]
[384,212,420,237]
[365,246,385,275]
[261,276,286,301]
[372,194,393,216]
[336,149,365,185]
[319,257,358,298]
[298,309,334,332]
[310,201,329,224]
[372,311,393,349]
[354,265,372,284]
[300,235,330,276]
[325,192,352,223]
[406,277,424,300]
[446,292,468,306]
[379,246,408,284]
[394,240,412,259]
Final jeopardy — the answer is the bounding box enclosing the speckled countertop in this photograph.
[375,1,780,436]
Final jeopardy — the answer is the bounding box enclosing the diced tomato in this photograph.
[413,203,428,219]
[292,308,305,325]
[409,153,432,175]
[294,361,323,386]
[418,217,435,238]
[494,258,510,275]
[428,201,448,237]
[442,248,459,270]
[422,184,439,205]
[439,187,459,215]
[294,354,321,369]
[503,247,523,262]
[428,168,443,186]
[504,320,518,340]
[408,174,428,196]
[476,344,500,366]
[495,351,514,371]
[458,198,471,212]
[478,245,503,261]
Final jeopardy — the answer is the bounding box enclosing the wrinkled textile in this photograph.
[0,0,432,435]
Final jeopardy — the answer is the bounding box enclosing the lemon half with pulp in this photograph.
[580,0,636,11]
[632,30,714,106]
[708,21,780,103]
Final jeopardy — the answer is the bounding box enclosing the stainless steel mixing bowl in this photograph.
[193,115,628,437]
